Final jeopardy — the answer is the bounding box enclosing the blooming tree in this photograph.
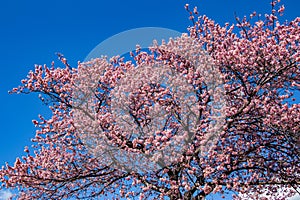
[1,1,299,199]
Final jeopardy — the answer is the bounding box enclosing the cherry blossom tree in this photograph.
[1,1,299,199]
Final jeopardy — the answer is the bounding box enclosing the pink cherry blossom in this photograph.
[1,1,299,200]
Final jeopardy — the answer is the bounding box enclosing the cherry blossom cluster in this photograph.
[1,1,299,199]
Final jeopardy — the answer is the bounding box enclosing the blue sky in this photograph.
[0,0,299,199]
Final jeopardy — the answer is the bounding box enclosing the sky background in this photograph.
[0,0,299,199]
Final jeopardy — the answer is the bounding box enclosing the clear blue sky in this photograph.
[0,0,299,199]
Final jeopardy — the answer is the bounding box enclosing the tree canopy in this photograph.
[1,1,299,199]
